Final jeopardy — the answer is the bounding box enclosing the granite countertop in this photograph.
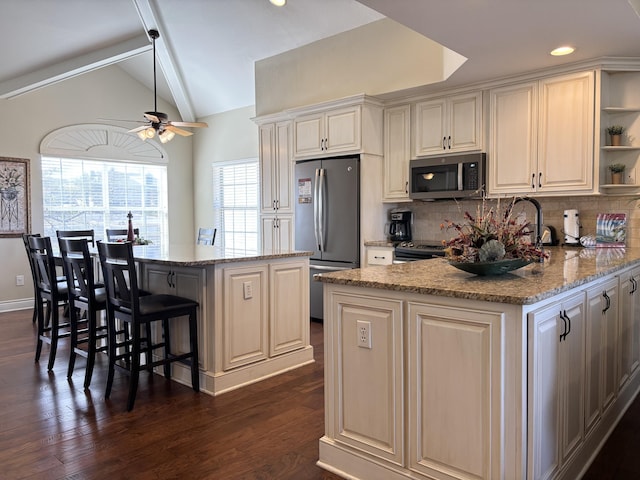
[316,246,640,305]
[131,244,312,267]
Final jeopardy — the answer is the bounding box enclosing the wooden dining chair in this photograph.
[97,241,200,411]
[56,229,96,247]
[27,235,71,371]
[58,237,110,388]
[197,227,216,245]
[105,228,139,242]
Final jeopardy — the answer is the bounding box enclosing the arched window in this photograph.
[40,125,168,244]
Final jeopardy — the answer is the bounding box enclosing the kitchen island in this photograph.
[316,247,640,480]
[131,244,314,396]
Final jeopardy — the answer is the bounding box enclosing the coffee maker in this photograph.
[389,209,412,242]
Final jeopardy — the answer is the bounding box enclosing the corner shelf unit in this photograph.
[599,71,640,194]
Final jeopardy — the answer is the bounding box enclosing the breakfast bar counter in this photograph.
[315,247,640,480]
[133,245,314,396]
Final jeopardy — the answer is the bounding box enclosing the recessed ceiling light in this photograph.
[270,0,286,6]
[550,46,575,56]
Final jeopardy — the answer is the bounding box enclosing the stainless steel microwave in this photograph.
[409,153,485,200]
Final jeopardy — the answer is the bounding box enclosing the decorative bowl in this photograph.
[449,258,533,276]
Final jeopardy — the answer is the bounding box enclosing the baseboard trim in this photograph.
[0,298,33,313]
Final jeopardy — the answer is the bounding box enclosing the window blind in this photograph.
[212,159,259,252]
[41,157,168,244]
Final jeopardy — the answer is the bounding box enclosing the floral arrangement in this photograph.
[440,198,547,263]
[0,167,22,190]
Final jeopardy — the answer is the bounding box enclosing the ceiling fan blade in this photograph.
[170,121,209,128]
[98,117,146,124]
[166,125,193,136]
[129,125,149,133]
[144,112,160,123]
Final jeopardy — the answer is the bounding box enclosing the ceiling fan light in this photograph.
[144,127,156,139]
[270,0,286,6]
[550,46,575,56]
[159,129,175,143]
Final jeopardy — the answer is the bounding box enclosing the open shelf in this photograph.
[601,146,640,151]
[602,106,640,113]
[600,184,640,194]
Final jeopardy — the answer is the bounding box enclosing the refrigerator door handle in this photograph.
[318,168,326,252]
[313,168,321,250]
[311,265,353,272]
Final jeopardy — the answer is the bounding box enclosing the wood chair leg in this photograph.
[105,314,117,400]
[163,318,171,379]
[67,306,79,379]
[34,298,45,363]
[83,309,98,389]
[189,310,199,392]
[127,334,142,412]
[47,303,60,371]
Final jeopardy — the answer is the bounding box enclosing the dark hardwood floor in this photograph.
[2,307,640,480]
[0,309,341,480]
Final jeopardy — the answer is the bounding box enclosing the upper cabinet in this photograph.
[383,104,411,202]
[598,70,640,194]
[291,96,383,160]
[259,121,293,215]
[414,91,482,157]
[488,70,595,196]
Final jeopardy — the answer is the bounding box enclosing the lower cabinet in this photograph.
[585,278,619,436]
[220,259,309,370]
[618,266,640,393]
[407,301,504,479]
[261,214,293,252]
[142,264,206,366]
[528,292,586,480]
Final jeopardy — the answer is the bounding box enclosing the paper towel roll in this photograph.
[564,209,580,244]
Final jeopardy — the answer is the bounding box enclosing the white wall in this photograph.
[255,18,465,116]
[193,105,258,236]
[0,65,193,307]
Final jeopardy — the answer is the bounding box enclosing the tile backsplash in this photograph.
[404,195,640,248]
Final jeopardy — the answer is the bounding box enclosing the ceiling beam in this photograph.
[132,0,197,122]
[0,34,151,99]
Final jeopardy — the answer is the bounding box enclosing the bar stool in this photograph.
[196,227,216,245]
[58,237,108,388]
[56,229,96,247]
[105,228,139,242]
[97,241,200,411]
[27,235,70,371]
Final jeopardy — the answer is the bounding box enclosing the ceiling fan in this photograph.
[127,29,207,143]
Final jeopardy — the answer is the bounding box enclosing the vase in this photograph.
[610,134,622,146]
[611,172,624,184]
[0,186,18,201]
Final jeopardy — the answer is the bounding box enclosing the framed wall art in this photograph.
[0,157,30,237]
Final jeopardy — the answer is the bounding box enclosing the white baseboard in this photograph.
[0,298,33,313]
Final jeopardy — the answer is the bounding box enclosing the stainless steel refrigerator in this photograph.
[295,155,360,321]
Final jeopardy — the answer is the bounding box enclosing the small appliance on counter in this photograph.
[563,209,581,245]
[388,208,412,242]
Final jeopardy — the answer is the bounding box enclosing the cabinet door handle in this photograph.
[531,173,535,189]
[448,135,451,149]
[373,255,387,259]
[559,311,568,342]
[602,291,610,313]
[631,277,637,294]
[405,181,409,194]
[443,136,447,150]
[538,172,542,188]
[273,199,277,211]
[563,310,571,340]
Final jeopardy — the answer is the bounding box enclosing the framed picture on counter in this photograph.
[0,157,30,237]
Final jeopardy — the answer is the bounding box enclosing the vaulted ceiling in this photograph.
[2,0,639,122]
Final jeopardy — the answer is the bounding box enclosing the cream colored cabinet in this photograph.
[259,121,293,215]
[141,264,205,366]
[220,259,309,371]
[584,278,619,436]
[407,301,504,480]
[383,104,411,202]
[325,291,404,465]
[414,91,482,157]
[599,71,640,194]
[618,266,640,392]
[365,246,394,266]
[528,292,585,480]
[261,215,293,252]
[269,261,309,356]
[489,70,595,196]
[294,106,361,158]
[291,96,383,160]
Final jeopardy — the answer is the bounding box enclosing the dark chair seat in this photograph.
[97,240,199,411]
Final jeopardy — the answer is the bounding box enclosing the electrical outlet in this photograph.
[357,320,372,349]
[16,275,24,286]
[627,168,636,185]
[243,281,253,300]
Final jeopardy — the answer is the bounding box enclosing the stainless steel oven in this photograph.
[394,242,446,262]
